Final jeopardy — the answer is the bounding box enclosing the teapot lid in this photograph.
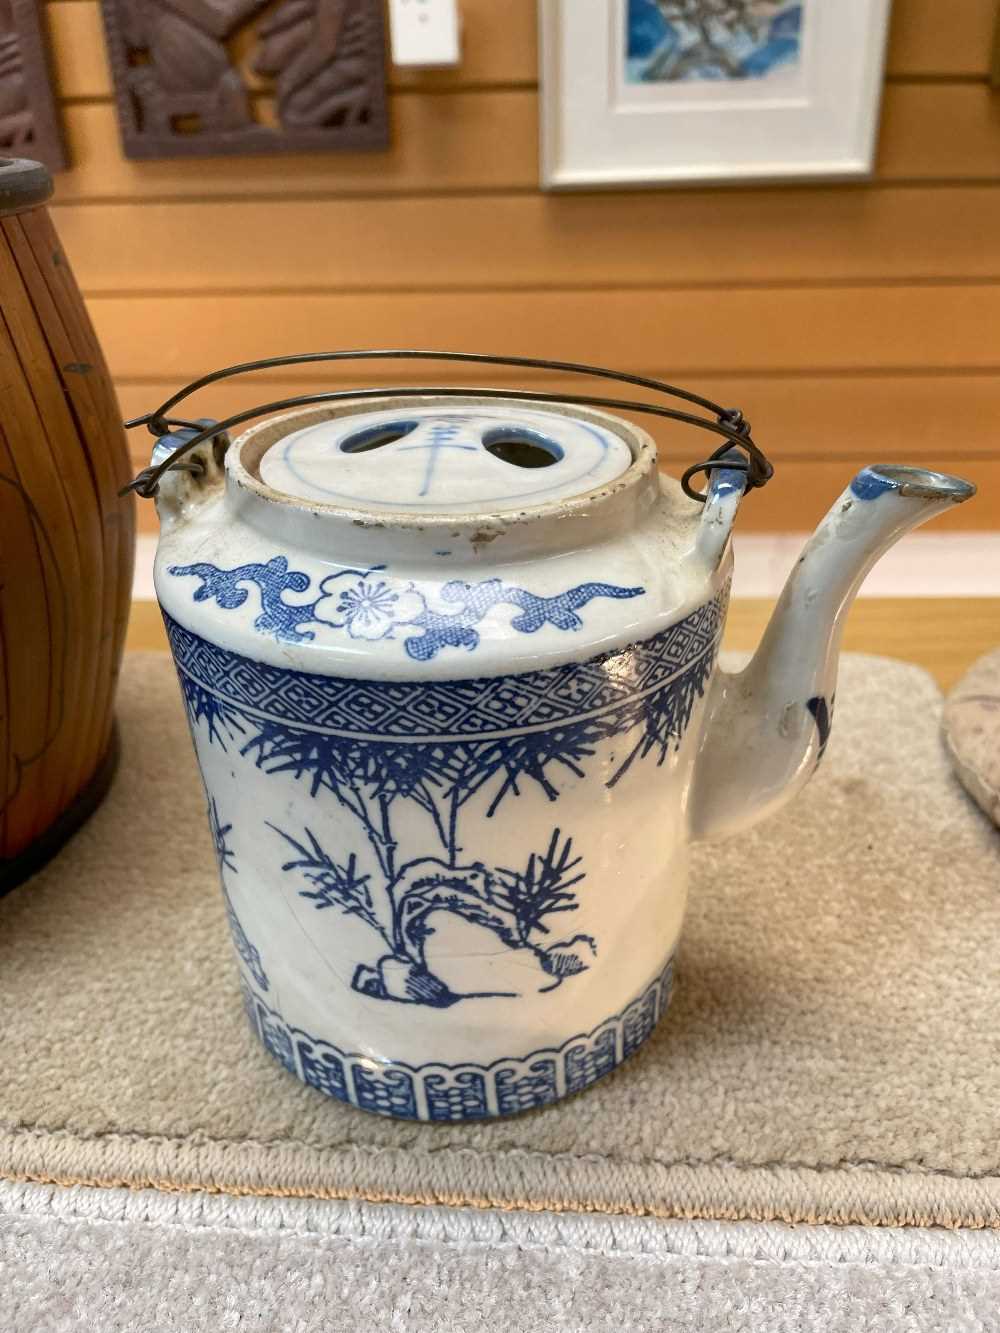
[255,403,633,515]
[218,395,661,565]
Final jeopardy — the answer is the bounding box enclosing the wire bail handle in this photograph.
[119,350,774,504]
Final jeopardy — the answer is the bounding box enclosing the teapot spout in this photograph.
[690,465,976,842]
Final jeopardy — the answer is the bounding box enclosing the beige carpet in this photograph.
[945,647,1000,827]
[1,650,998,1229]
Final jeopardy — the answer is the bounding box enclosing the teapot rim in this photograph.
[225,393,663,543]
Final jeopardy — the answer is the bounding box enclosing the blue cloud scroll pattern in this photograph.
[167,587,725,1016]
[167,557,645,659]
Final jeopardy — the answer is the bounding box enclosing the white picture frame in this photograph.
[539,0,892,189]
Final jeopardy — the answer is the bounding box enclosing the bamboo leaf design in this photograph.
[171,595,722,1008]
[207,797,236,874]
[267,822,389,945]
[180,675,244,751]
[495,828,586,942]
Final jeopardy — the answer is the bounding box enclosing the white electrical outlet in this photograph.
[388,0,461,67]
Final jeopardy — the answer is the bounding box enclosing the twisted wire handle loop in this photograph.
[119,350,774,503]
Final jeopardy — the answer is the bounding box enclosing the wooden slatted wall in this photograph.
[43,0,1000,532]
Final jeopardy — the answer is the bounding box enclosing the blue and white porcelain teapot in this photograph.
[128,351,974,1122]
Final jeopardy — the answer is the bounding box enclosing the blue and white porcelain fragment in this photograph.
[153,395,974,1120]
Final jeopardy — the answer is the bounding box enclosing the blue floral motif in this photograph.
[324,575,420,640]
[168,559,645,660]
[333,579,395,630]
[311,569,426,642]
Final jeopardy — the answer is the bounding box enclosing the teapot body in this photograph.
[155,397,728,1120]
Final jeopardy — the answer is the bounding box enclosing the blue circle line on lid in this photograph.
[271,414,621,509]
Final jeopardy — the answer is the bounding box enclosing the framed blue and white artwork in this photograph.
[540,0,892,188]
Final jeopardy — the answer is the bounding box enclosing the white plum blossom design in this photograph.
[313,569,425,641]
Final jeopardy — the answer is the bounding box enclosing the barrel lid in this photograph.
[0,158,52,217]
[256,403,634,515]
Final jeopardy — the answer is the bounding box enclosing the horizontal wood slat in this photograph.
[884,0,997,76]
[86,285,1000,382]
[50,187,1000,293]
[113,373,1000,464]
[45,0,999,101]
[51,94,536,201]
[50,84,1000,205]
[127,455,1000,536]
[39,1,1000,539]
[875,84,1000,180]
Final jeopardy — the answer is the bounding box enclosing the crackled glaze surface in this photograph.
[167,592,723,1115]
[153,395,974,1119]
[153,398,725,1118]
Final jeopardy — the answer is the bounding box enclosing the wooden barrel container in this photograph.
[0,157,135,894]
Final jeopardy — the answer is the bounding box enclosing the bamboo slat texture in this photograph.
[0,158,134,887]
[37,0,1000,532]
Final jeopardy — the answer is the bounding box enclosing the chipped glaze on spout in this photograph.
[690,465,977,842]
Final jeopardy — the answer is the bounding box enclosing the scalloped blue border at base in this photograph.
[240,959,675,1122]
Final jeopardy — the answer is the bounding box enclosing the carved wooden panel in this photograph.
[99,0,389,159]
[0,0,67,171]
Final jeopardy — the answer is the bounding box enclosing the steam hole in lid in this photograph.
[340,420,419,454]
[483,428,562,469]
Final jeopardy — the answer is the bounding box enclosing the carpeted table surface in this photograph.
[1,652,999,1232]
